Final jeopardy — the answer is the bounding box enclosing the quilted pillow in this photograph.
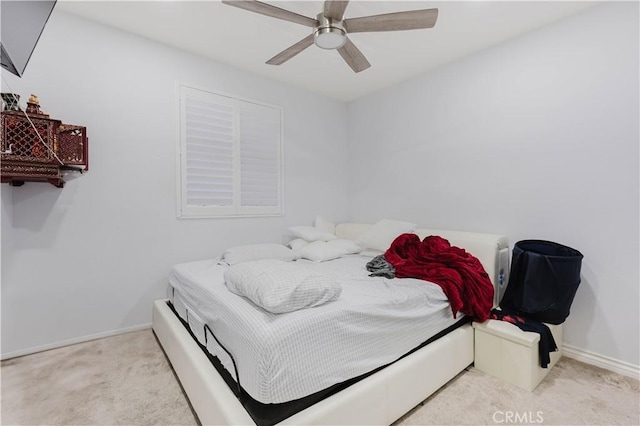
[355,219,417,252]
[224,260,342,313]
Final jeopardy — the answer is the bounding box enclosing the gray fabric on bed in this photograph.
[366,254,396,278]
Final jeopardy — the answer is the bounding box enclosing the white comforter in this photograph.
[168,255,459,404]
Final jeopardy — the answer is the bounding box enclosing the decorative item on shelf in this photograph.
[25,94,46,115]
[1,93,21,111]
[1,94,88,188]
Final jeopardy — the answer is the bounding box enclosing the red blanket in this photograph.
[384,233,494,322]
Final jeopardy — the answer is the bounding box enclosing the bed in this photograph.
[152,222,509,425]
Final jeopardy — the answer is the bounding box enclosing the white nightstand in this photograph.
[472,319,563,391]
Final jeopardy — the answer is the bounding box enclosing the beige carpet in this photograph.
[1,330,196,425]
[1,329,638,425]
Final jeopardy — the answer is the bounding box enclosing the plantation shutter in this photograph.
[239,103,281,210]
[184,95,235,208]
[179,85,282,218]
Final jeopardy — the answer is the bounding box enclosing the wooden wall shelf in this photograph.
[0,106,88,188]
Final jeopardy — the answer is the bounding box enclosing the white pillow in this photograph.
[299,240,360,262]
[355,219,417,252]
[221,243,299,265]
[314,215,336,235]
[299,239,361,262]
[224,259,341,313]
[300,241,342,262]
[288,238,310,251]
[327,238,361,255]
[289,225,337,242]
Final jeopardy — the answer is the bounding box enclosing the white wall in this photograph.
[0,10,349,357]
[3,3,638,370]
[347,3,639,366]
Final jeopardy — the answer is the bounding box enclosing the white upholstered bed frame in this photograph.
[152,223,509,425]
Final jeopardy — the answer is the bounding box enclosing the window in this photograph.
[178,85,283,218]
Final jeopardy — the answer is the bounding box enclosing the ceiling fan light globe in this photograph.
[314,27,346,50]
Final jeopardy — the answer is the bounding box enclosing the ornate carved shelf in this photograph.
[1,105,88,188]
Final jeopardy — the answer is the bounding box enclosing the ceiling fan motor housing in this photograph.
[314,13,346,50]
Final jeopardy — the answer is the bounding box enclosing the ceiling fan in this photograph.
[221,0,439,73]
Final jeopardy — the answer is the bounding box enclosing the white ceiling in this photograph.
[56,0,597,101]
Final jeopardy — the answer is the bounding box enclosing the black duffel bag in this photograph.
[500,240,583,324]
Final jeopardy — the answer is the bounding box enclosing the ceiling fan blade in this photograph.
[323,0,349,21]
[344,8,438,33]
[337,37,370,73]
[266,34,315,65]
[222,0,318,27]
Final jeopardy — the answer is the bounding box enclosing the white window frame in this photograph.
[177,84,284,218]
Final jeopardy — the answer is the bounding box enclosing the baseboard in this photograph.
[1,323,152,361]
[563,344,639,379]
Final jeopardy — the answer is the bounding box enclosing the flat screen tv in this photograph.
[1,0,57,77]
